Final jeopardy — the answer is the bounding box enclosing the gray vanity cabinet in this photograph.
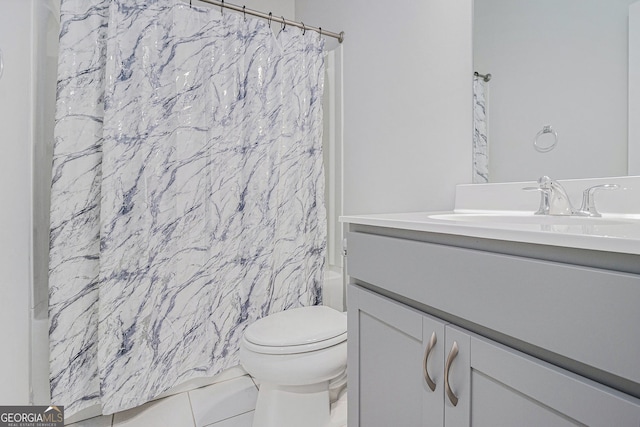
[349,284,640,427]
[346,229,640,427]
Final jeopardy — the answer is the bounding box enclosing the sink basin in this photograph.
[428,213,633,226]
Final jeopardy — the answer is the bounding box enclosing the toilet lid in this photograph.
[244,306,347,347]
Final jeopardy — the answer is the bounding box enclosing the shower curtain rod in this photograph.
[474,71,491,82]
[191,0,345,43]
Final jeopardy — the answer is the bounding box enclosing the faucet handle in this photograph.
[577,184,620,217]
[522,176,554,191]
[535,175,553,188]
[522,184,550,215]
[523,176,576,216]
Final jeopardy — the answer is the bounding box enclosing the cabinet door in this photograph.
[468,334,640,427]
[348,285,445,427]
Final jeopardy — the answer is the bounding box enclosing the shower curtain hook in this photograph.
[220,0,224,14]
[318,27,322,40]
[242,5,246,20]
[189,0,192,8]
[268,12,272,28]
[301,22,306,35]
[281,16,286,31]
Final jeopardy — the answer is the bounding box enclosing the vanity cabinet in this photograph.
[346,228,640,427]
[349,285,640,426]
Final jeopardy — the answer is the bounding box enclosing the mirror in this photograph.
[473,0,637,183]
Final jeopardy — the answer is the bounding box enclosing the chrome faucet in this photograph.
[524,176,575,216]
[524,177,620,217]
[574,184,619,217]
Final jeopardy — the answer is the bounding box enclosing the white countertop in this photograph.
[341,176,640,256]
[340,211,640,255]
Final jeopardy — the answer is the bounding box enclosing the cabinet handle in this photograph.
[444,341,459,407]
[423,331,437,391]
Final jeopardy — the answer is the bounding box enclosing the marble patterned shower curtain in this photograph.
[473,76,489,183]
[49,0,326,416]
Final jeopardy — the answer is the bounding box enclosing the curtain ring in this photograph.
[189,0,192,8]
[242,5,246,20]
[268,12,272,27]
[318,27,322,40]
[301,22,306,35]
[220,0,224,14]
[281,16,286,31]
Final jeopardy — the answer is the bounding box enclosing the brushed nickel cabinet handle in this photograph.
[423,331,437,391]
[445,341,459,406]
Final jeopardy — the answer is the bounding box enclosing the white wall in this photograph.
[0,0,33,405]
[475,0,632,182]
[630,1,640,175]
[296,0,473,215]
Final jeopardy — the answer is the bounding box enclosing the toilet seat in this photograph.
[243,306,347,355]
[243,331,347,355]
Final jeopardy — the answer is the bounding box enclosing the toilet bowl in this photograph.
[239,306,347,427]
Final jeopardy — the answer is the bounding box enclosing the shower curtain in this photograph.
[49,0,326,416]
[473,76,489,183]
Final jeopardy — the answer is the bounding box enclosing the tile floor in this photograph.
[65,374,347,427]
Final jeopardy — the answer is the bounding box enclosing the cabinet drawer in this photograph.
[346,231,640,389]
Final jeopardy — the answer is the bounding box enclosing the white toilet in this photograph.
[239,305,347,427]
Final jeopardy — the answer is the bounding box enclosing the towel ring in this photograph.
[534,125,558,153]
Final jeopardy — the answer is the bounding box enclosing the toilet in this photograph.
[239,305,347,427]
